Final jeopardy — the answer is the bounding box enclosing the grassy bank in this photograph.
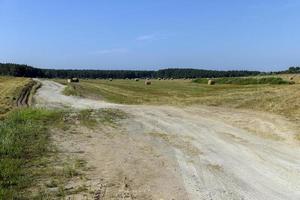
[0,108,64,199]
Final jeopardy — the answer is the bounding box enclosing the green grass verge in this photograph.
[0,108,64,199]
[0,105,127,198]
[63,83,82,97]
[193,77,290,85]
[61,82,103,100]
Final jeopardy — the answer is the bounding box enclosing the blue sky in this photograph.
[0,0,300,71]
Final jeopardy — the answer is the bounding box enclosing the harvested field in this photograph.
[55,77,300,122]
[194,77,291,85]
[0,76,35,117]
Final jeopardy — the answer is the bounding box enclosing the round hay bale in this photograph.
[109,78,113,81]
[208,79,215,85]
[72,78,79,82]
[289,81,295,85]
[135,78,139,82]
[158,78,161,80]
[145,80,151,85]
[289,77,294,80]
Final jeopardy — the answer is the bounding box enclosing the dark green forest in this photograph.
[0,63,289,79]
[283,66,300,73]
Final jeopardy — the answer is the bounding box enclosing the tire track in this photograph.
[16,80,37,107]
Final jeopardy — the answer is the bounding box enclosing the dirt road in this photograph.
[34,80,300,200]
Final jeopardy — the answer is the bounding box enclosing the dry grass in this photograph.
[276,74,300,84]
[0,76,33,117]
[55,76,300,122]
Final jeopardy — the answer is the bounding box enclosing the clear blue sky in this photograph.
[1,0,300,71]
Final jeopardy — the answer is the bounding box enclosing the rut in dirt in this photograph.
[16,80,39,107]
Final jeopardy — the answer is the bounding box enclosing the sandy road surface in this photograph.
[34,79,300,200]
[34,79,117,109]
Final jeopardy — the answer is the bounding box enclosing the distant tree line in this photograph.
[0,63,44,77]
[156,68,260,78]
[0,63,262,79]
[280,66,300,74]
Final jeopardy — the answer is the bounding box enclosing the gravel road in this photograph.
[34,79,300,200]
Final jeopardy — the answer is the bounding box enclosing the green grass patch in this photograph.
[193,77,290,85]
[0,108,64,199]
[78,109,98,127]
[0,106,127,198]
[79,108,127,127]
[63,83,82,97]
[61,108,127,129]
[97,108,127,125]
[60,81,104,100]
